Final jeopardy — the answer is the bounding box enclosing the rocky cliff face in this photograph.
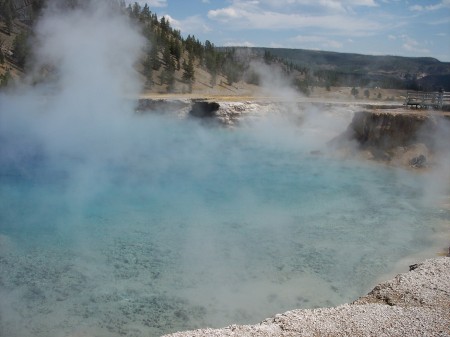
[341,110,450,167]
[350,111,430,148]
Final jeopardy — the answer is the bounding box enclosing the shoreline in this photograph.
[163,257,450,337]
[137,93,407,107]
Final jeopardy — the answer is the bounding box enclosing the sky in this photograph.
[128,0,450,61]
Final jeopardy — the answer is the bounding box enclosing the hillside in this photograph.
[227,47,450,91]
[0,0,249,94]
[1,0,450,95]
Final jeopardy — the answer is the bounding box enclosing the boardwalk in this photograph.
[405,90,450,110]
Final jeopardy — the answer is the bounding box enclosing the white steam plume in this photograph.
[1,0,144,160]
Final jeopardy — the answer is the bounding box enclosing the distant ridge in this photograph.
[222,47,450,91]
[230,47,449,73]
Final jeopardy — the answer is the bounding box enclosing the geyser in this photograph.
[0,2,448,337]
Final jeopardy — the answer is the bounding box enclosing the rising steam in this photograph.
[1,0,144,163]
[0,2,449,336]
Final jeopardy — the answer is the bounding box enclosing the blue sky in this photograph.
[129,0,450,61]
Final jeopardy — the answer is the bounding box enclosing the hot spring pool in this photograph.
[0,111,448,337]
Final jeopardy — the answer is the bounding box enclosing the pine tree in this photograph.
[160,45,175,90]
[0,38,4,64]
[0,0,15,35]
[182,56,195,83]
[142,54,153,87]
[140,3,151,21]
[0,70,11,88]
[150,45,160,71]
[131,2,141,19]
[13,31,29,68]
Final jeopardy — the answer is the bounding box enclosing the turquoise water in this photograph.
[0,111,447,336]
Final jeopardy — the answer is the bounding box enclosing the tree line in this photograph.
[124,1,246,92]
[4,0,436,93]
[0,0,249,92]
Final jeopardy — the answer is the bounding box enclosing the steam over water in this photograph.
[0,108,448,336]
[0,2,449,337]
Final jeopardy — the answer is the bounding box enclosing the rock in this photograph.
[409,154,427,168]
[409,264,419,271]
[332,110,450,167]
[136,99,190,114]
[189,101,220,118]
[388,143,430,168]
[349,110,432,149]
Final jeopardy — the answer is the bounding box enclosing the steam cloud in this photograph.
[0,1,449,336]
[1,0,144,161]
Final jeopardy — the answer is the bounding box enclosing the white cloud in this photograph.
[208,7,241,21]
[126,0,167,7]
[319,0,378,12]
[164,14,212,34]
[409,4,423,11]
[149,0,167,6]
[206,0,387,38]
[399,35,430,54]
[426,0,450,11]
[208,5,383,35]
[290,35,343,48]
[388,34,396,40]
[403,42,430,53]
[223,40,255,47]
[348,0,378,5]
[428,16,450,25]
[326,40,344,48]
[409,0,450,12]
[260,0,377,11]
[269,41,285,48]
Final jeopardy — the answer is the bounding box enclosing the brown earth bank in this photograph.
[333,108,450,169]
[162,257,450,337]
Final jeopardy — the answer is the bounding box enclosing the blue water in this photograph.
[0,112,447,336]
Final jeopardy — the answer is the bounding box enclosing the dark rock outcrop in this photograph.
[350,111,433,149]
[409,154,427,168]
[338,110,450,166]
[136,99,190,114]
[189,101,220,118]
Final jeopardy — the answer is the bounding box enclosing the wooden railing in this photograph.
[405,91,450,109]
